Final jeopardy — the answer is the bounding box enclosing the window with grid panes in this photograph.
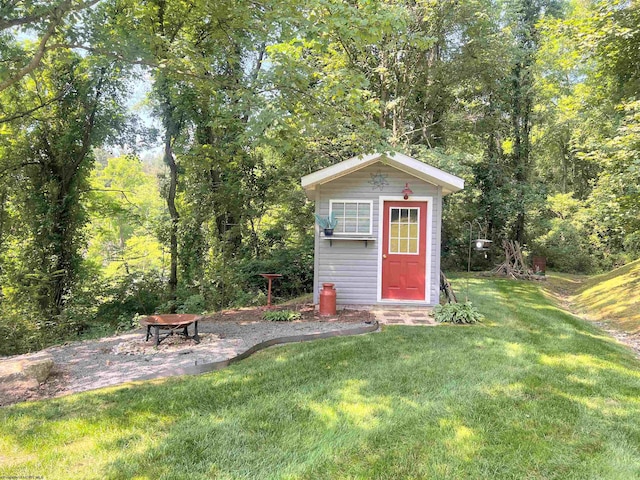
[389,207,419,254]
[329,201,372,235]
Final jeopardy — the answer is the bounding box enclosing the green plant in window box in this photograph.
[314,212,338,236]
[434,302,484,324]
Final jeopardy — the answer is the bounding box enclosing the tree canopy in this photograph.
[0,0,638,354]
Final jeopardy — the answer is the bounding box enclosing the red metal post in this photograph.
[267,277,273,306]
[260,274,282,308]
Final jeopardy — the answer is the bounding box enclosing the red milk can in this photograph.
[319,283,336,316]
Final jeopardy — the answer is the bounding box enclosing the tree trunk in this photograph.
[164,127,179,310]
[509,0,540,246]
[561,140,569,193]
[50,186,72,316]
[0,190,5,299]
[440,271,458,304]
[511,59,526,245]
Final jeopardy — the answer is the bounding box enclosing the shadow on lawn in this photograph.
[101,330,638,478]
[3,278,640,479]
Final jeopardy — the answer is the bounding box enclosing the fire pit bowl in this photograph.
[139,314,202,346]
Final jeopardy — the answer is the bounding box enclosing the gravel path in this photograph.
[0,320,372,404]
[592,321,640,359]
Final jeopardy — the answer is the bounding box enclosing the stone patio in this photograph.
[0,320,376,406]
[370,307,437,326]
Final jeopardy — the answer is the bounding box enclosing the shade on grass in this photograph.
[1,277,639,479]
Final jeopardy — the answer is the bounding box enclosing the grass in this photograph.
[547,259,640,335]
[1,277,640,479]
[573,259,640,334]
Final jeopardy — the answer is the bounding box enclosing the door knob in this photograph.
[383,254,387,259]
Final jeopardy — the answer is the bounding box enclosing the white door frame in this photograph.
[376,196,433,303]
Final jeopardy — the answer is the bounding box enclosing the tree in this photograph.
[86,155,166,278]
[0,49,128,321]
[533,0,640,266]
[0,0,102,92]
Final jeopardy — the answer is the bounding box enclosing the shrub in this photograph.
[262,309,302,322]
[115,313,142,333]
[434,302,484,324]
[177,294,206,314]
[529,194,594,274]
[0,307,44,356]
[230,290,267,309]
[94,271,165,327]
[231,240,314,307]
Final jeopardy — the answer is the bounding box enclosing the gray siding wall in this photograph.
[313,162,442,306]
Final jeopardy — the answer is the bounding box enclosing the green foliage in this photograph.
[229,291,268,310]
[94,272,166,330]
[0,264,105,354]
[2,0,640,355]
[585,99,640,262]
[262,309,302,322]
[86,155,166,279]
[529,193,593,273]
[0,304,46,356]
[434,302,484,324]
[115,313,141,334]
[533,222,592,273]
[176,294,206,314]
[531,1,640,271]
[4,52,127,317]
[191,237,313,311]
[0,46,130,350]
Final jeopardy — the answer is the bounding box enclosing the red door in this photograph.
[381,201,427,300]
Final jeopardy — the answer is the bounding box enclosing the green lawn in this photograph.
[1,277,640,479]
[545,259,640,336]
[572,259,640,335]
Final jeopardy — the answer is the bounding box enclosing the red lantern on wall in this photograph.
[402,183,413,200]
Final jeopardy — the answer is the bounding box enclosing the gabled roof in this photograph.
[301,152,465,199]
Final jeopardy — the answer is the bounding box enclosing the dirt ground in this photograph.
[207,303,373,323]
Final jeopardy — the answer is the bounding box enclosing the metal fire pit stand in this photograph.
[140,315,202,347]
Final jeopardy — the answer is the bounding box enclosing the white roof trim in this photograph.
[301,152,464,198]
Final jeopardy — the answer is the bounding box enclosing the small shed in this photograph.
[301,152,464,307]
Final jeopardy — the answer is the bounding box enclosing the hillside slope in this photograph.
[572,258,640,335]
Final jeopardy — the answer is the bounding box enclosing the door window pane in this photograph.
[389,206,420,254]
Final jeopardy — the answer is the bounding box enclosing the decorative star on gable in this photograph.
[369,170,389,191]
